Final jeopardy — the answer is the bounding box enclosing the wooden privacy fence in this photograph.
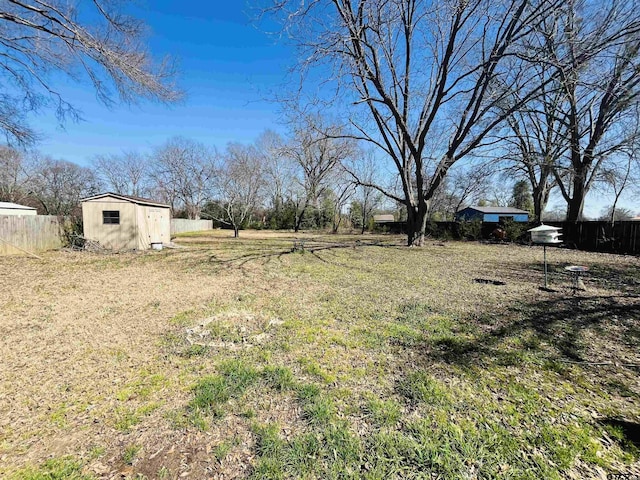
[0,215,63,256]
[382,220,640,255]
[170,219,213,235]
[546,221,640,255]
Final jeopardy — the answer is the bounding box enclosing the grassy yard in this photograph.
[1,230,639,479]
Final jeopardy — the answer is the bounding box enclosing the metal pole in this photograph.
[544,245,548,288]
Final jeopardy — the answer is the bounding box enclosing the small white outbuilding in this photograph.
[81,192,171,250]
[0,202,36,216]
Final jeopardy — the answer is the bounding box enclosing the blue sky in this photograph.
[35,1,289,164]
[26,1,636,218]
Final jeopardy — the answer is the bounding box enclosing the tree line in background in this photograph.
[0,1,638,244]
[2,111,634,239]
[0,117,393,235]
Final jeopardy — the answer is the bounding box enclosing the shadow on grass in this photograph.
[374,290,640,478]
[207,239,406,269]
[425,294,640,366]
[600,418,640,458]
[496,259,640,296]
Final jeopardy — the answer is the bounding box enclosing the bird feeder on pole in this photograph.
[528,224,562,289]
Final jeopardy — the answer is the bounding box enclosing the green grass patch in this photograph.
[250,420,363,478]
[252,423,285,457]
[207,320,246,343]
[165,408,207,431]
[122,444,141,465]
[48,404,69,428]
[9,457,94,480]
[116,371,168,402]
[292,382,336,426]
[113,402,161,432]
[189,359,259,419]
[363,395,402,428]
[395,371,451,405]
[212,441,234,463]
[262,366,295,391]
[88,446,106,460]
[181,344,210,357]
[169,309,198,326]
[297,357,337,384]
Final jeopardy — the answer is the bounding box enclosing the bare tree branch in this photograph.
[0,0,182,145]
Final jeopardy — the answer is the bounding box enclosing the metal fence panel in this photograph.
[170,219,213,235]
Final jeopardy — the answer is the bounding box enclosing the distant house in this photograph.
[81,192,171,250]
[455,206,529,223]
[0,202,36,216]
[373,214,395,224]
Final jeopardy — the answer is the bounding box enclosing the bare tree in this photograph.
[344,150,384,232]
[525,0,640,222]
[258,130,308,229]
[282,115,355,231]
[598,204,634,221]
[0,1,181,145]
[282,170,308,231]
[264,0,558,245]
[325,169,356,233]
[599,151,637,223]
[257,130,289,212]
[150,137,216,219]
[209,142,265,237]
[0,145,33,203]
[29,156,100,215]
[93,151,151,197]
[496,66,568,222]
[429,163,495,220]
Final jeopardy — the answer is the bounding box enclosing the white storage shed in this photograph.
[0,202,36,216]
[81,193,171,250]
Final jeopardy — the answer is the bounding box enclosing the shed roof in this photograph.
[460,206,529,215]
[81,192,170,208]
[0,202,36,210]
[528,224,562,232]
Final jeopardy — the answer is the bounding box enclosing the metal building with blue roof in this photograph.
[455,206,529,223]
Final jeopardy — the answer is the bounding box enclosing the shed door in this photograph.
[148,208,165,244]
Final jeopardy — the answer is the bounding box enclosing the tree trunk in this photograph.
[406,202,428,247]
[332,215,341,234]
[294,203,307,233]
[610,191,623,224]
[233,226,239,238]
[313,208,322,230]
[532,185,550,223]
[566,175,587,223]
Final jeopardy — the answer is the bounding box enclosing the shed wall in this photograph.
[0,208,36,216]
[483,213,529,223]
[82,199,138,249]
[135,204,171,249]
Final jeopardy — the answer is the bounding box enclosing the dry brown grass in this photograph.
[1,230,639,479]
